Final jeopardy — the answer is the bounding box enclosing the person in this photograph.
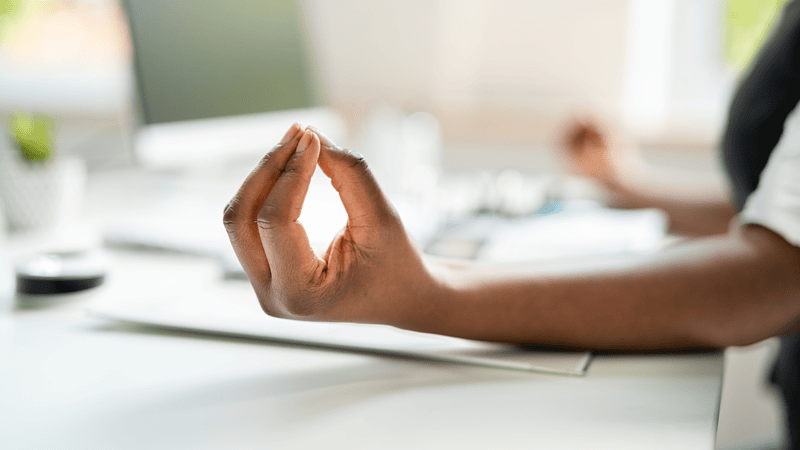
[223,2,800,447]
[559,116,739,238]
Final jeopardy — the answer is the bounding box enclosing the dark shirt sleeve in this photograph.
[722,0,800,208]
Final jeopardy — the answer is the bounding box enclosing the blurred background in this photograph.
[0,0,774,239]
[0,1,790,449]
[0,0,766,173]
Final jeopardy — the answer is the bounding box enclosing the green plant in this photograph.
[0,0,19,17]
[0,0,20,43]
[9,113,54,165]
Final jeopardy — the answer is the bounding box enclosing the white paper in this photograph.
[477,206,668,264]
[90,286,591,376]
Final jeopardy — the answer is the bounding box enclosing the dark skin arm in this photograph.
[561,118,738,237]
[224,125,800,351]
[422,224,800,350]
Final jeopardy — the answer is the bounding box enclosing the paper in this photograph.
[477,205,668,264]
[90,285,591,376]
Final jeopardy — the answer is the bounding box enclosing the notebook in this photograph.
[90,282,592,376]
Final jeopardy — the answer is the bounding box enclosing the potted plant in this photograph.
[0,112,75,231]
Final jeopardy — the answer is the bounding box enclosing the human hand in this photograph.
[559,116,644,192]
[223,124,440,325]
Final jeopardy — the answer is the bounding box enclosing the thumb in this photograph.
[308,126,399,229]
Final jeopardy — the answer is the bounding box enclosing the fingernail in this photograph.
[308,126,337,149]
[280,123,301,144]
[346,149,364,160]
[296,129,313,154]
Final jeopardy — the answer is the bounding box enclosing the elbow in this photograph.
[699,226,800,348]
[695,312,800,349]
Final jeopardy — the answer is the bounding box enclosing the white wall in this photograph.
[302,0,733,153]
[302,0,631,146]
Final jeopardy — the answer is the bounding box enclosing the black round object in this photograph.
[16,274,105,295]
[14,251,108,295]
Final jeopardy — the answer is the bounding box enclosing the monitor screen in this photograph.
[123,0,318,125]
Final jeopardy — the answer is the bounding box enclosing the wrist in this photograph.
[606,161,653,209]
[386,255,461,333]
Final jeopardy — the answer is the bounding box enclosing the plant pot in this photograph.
[0,147,85,232]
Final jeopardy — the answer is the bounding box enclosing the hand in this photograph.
[559,116,644,192]
[223,124,439,325]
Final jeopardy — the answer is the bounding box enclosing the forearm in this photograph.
[403,226,800,351]
[560,119,736,236]
[606,165,737,237]
[609,184,738,237]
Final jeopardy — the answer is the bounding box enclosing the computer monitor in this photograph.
[121,0,341,167]
[123,0,318,124]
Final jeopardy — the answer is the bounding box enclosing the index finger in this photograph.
[310,126,399,229]
[223,123,303,283]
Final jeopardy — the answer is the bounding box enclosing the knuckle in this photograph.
[351,159,369,176]
[222,199,242,231]
[256,203,285,229]
[282,164,302,176]
[280,162,312,186]
[343,150,368,171]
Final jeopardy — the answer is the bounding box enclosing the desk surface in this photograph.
[0,168,724,450]
[0,251,723,450]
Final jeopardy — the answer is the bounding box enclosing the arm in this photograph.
[415,224,800,351]
[224,125,800,352]
[561,118,738,237]
[605,184,737,239]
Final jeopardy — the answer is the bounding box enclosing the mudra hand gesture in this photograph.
[223,124,438,326]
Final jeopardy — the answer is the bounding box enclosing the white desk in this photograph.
[0,249,723,450]
[0,167,724,449]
